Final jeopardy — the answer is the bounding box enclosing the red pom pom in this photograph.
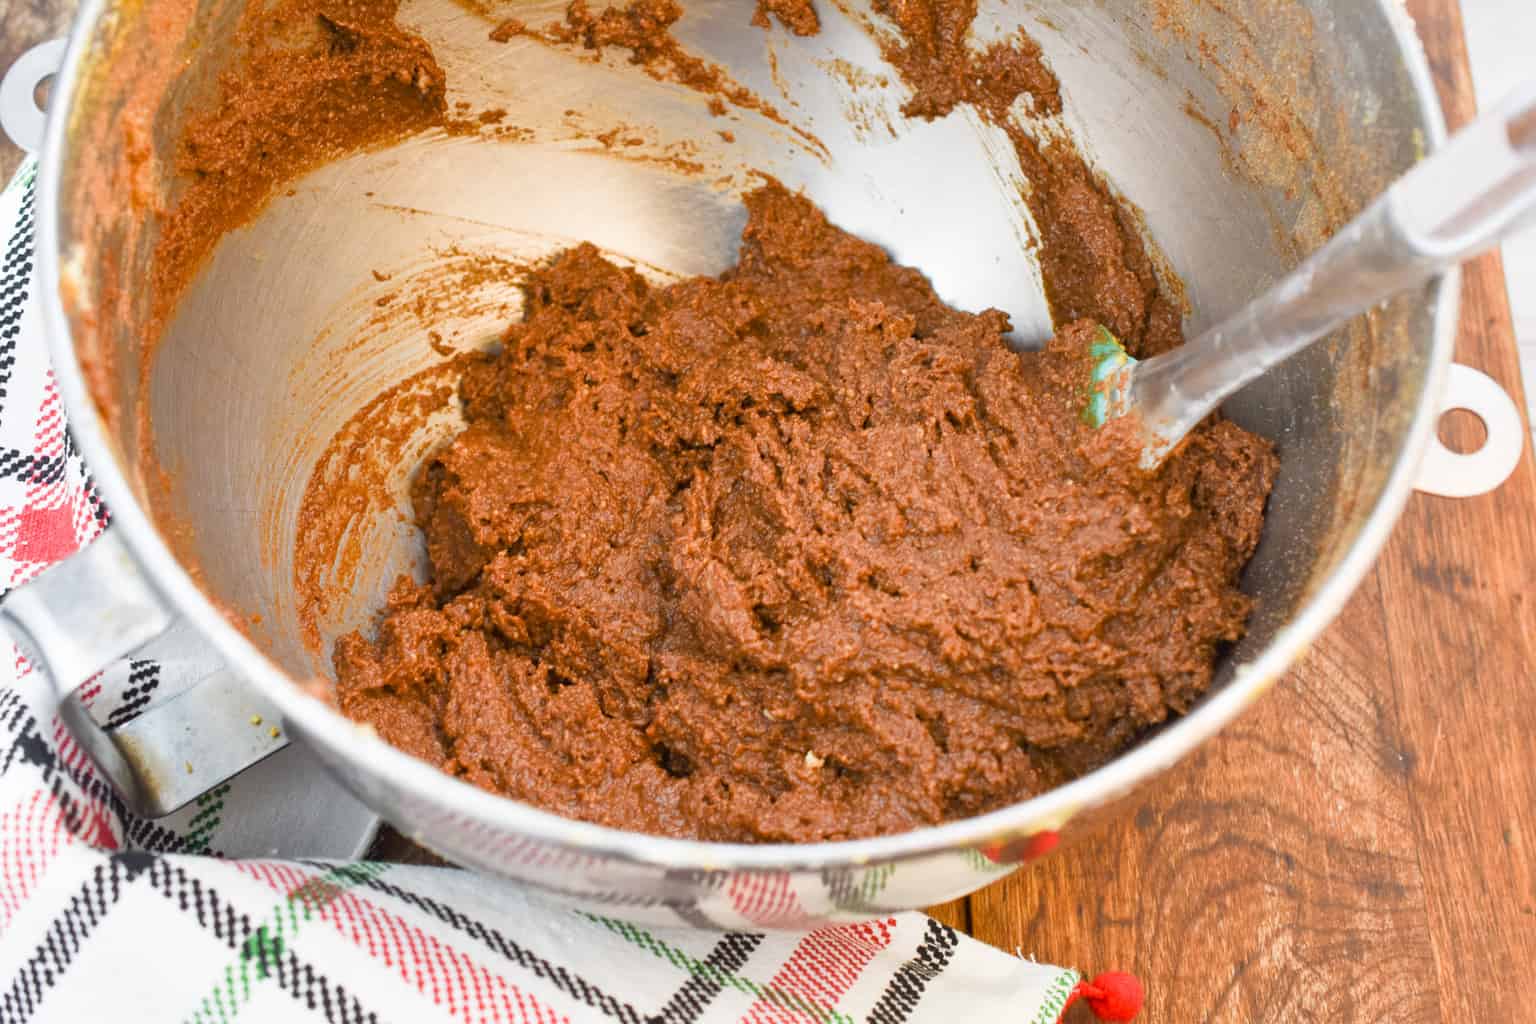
[978,830,1060,865]
[1080,972,1144,1022]
[1022,830,1060,861]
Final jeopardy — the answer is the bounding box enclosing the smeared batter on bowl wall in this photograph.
[487,0,827,158]
[753,0,822,35]
[486,0,1184,358]
[864,0,1189,357]
[330,183,1277,842]
[130,0,452,566]
[150,0,449,352]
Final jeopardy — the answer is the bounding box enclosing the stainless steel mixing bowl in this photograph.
[3,0,1517,927]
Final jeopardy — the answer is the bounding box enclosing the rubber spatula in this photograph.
[1086,76,1536,469]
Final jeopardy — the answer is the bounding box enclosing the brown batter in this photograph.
[753,0,821,36]
[866,0,1187,358]
[332,183,1277,842]
[872,0,1059,121]
[154,0,447,336]
[489,0,813,149]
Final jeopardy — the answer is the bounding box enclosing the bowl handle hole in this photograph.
[1414,363,1523,499]
[1437,407,1488,455]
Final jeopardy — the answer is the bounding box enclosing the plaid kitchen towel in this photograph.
[0,159,1139,1024]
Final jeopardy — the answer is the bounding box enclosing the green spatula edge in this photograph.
[1082,325,1135,428]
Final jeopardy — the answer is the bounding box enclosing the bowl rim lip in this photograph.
[34,0,1458,872]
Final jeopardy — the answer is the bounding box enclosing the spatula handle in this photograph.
[1130,77,1536,467]
[1391,76,1536,260]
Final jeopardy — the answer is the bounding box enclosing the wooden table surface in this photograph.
[4,1,1533,1020]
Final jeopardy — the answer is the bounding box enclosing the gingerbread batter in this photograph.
[753,0,821,35]
[333,183,1277,842]
[489,0,813,147]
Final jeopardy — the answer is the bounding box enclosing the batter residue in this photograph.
[753,0,821,35]
[154,0,448,333]
[489,0,820,155]
[864,0,1188,357]
[332,184,1277,842]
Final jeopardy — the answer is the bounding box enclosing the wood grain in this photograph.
[1377,4,1536,1019]
[969,574,1452,1022]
